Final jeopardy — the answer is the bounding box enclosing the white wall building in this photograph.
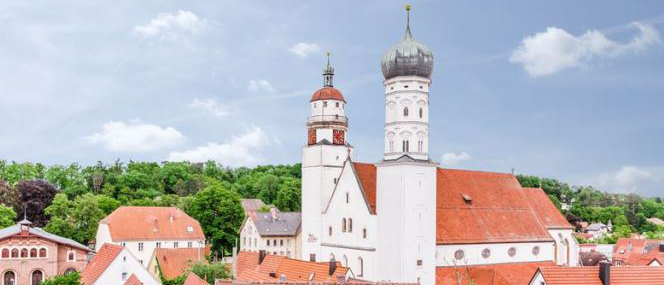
[95,206,206,267]
[298,6,579,285]
[81,243,161,285]
[239,208,301,258]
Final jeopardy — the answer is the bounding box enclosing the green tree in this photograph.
[190,261,231,284]
[255,174,280,204]
[45,193,105,244]
[0,204,17,228]
[274,177,301,212]
[41,272,82,285]
[188,183,244,256]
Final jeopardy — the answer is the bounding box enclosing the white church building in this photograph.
[299,6,579,285]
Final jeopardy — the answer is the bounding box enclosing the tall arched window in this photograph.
[1,249,8,258]
[363,228,367,239]
[419,108,423,118]
[30,248,37,258]
[403,107,409,117]
[342,255,348,267]
[418,141,423,152]
[357,257,364,277]
[389,140,394,152]
[348,218,353,232]
[21,249,28,258]
[402,140,409,152]
[39,248,46,258]
[329,226,332,236]
[32,270,43,285]
[4,271,15,285]
[342,218,347,232]
[11,249,18,258]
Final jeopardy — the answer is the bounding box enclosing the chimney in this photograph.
[329,258,337,276]
[659,243,664,253]
[259,250,266,264]
[599,261,610,285]
[270,208,278,221]
[269,272,277,278]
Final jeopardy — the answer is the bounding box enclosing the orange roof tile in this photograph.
[236,251,349,282]
[123,274,143,285]
[537,266,664,285]
[523,188,574,229]
[352,162,377,214]
[184,273,210,285]
[310,87,345,102]
[436,169,553,244]
[613,238,664,264]
[101,206,205,241]
[156,247,210,279]
[81,243,124,285]
[437,262,553,285]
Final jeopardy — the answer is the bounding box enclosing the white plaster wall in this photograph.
[95,224,112,252]
[311,99,345,117]
[549,229,580,266]
[376,162,437,285]
[436,242,554,267]
[93,248,160,285]
[115,239,204,267]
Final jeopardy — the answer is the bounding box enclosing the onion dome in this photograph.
[310,52,346,102]
[381,5,434,80]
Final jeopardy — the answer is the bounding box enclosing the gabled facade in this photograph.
[81,243,160,285]
[239,209,301,258]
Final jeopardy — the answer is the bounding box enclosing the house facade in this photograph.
[95,206,206,267]
[81,243,160,285]
[0,219,91,285]
[240,209,301,258]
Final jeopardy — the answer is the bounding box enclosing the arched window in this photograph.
[21,249,28,258]
[403,107,409,117]
[389,140,394,152]
[402,140,409,152]
[346,192,349,203]
[357,257,364,277]
[30,248,37,258]
[348,218,353,232]
[342,255,348,267]
[419,108,423,118]
[39,248,46,258]
[342,218,347,232]
[32,270,43,285]
[418,141,423,152]
[1,249,8,258]
[4,271,15,285]
[11,249,18,258]
[68,252,75,261]
[363,228,367,239]
[64,268,76,275]
[329,226,332,236]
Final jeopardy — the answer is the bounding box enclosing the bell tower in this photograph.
[300,53,353,260]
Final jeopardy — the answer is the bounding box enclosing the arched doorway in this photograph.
[3,271,15,285]
[32,270,43,285]
[64,268,77,275]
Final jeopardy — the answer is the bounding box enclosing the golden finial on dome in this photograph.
[406,4,411,11]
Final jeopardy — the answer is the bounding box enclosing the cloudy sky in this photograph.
[1,1,663,197]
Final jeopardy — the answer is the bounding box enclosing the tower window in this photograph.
[342,218,347,232]
[348,218,353,232]
[404,85,409,88]
[363,228,367,239]
[329,227,332,236]
[403,107,409,117]
[314,103,317,108]
[323,101,328,107]
[419,108,423,118]
[346,192,349,203]
[336,102,339,107]
[418,141,423,152]
[402,140,410,152]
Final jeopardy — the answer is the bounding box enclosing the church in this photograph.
[299,6,579,285]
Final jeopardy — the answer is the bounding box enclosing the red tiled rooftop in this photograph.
[123,274,143,285]
[352,162,377,214]
[101,206,205,241]
[155,247,210,279]
[537,266,664,285]
[437,262,553,285]
[523,188,574,229]
[236,251,349,283]
[310,87,345,102]
[81,243,124,285]
[184,273,210,285]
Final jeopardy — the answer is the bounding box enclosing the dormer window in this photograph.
[462,194,472,204]
[187,226,194,232]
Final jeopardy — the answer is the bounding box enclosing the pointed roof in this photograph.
[236,251,349,282]
[100,206,205,241]
[523,187,574,229]
[81,243,124,285]
[155,247,210,280]
[536,266,664,285]
[184,273,210,285]
[381,5,434,80]
[123,274,143,285]
[0,222,90,251]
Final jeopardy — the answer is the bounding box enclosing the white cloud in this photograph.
[510,22,661,77]
[167,126,272,166]
[289,42,320,57]
[441,152,471,167]
[248,79,275,92]
[189,98,228,117]
[86,120,184,152]
[596,166,657,191]
[133,10,207,40]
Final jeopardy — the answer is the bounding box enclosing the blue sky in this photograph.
[1,1,663,196]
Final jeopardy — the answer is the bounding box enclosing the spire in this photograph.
[323,52,334,87]
[404,4,412,39]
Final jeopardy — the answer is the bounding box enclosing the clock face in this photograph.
[308,129,316,145]
[333,130,345,145]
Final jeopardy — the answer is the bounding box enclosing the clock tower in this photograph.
[300,54,353,260]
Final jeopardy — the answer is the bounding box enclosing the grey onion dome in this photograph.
[381,9,434,80]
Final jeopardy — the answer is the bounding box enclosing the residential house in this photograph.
[528,262,664,285]
[612,237,664,266]
[649,217,664,227]
[234,250,351,282]
[184,273,210,285]
[81,243,160,285]
[95,206,206,266]
[147,247,210,281]
[239,209,301,258]
[579,251,609,266]
[0,218,92,285]
[584,223,609,239]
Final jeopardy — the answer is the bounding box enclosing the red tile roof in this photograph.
[101,206,205,241]
[123,274,143,285]
[236,251,349,282]
[537,266,664,285]
[523,188,574,229]
[437,262,553,285]
[613,238,664,264]
[184,273,210,285]
[436,169,552,244]
[156,247,210,279]
[81,243,124,285]
[310,87,345,102]
[352,162,377,214]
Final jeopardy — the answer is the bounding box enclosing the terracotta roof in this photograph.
[184,273,210,285]
[579,251,609,266]
[156,247,210,280]
[537,266,664,285]
[101,206,205,241]
[236,251,349,282]
[352,162,377,214]
[123,274,143,285]
[437,262,553,285]
[81,243,124,285]
[217,282,414,285]
[310,87,345,103]
[612,238,664,263]
[436,169,553,244]
[523,188,574,229]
